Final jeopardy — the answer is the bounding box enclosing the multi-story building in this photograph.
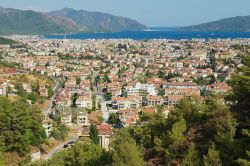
[58,107,72,125]
[147,95,164,106]
[112,96,142,110]
[126,83,157,97]
[74,108,89,126]
[75,93,92,109]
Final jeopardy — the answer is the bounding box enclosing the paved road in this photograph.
[101,101,110,122]
[95,94,110,123]
[43,136,77,160]
[43,77,61,117]
[92,70,110,123]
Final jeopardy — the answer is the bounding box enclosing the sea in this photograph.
[45,30,250,40]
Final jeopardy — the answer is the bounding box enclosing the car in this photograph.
[63,144,69,148]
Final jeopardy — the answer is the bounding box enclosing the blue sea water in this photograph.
[45,30,250,40]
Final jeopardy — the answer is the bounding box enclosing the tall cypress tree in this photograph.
[89,123,99,145]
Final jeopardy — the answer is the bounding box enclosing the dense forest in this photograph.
[32,56,250,166]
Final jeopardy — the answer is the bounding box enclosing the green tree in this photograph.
[76,77,81,85]
[158,69,165,78]
[91,94,97,111]
[64,139,109,166]
[94,75,101,86]
[48,87,54,98]
[158,88,165,97]
[35,80,40,93]
[228,55,250,105]
[6,86,11,97]
[168,116,187,143]
[71,93,78,108]
[236,150,250,166]
[33,138,110,166]
[109,113,120,124]
[236,129,250,166]
[103,73,111,83]
[111,130,145,166]
[89,124,99,145]
[104,92,112,101]
[209,51,217,71]
[227,55,250,164]
[15,82,26,98]
[50,124,68,140]
[0,96,46,156]
[203,144,222,166]
[182,143,201,166]
[156,104,164,113]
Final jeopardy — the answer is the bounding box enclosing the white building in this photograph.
[75,93,92,109]
[42,120,53,137]
[126,83,157,97]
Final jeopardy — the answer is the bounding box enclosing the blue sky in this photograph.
[0,0,250,27]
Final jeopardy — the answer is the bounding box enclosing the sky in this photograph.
[0,0,250,27]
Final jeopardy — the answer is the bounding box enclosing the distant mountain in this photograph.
[181,15,250,32]
[0,7,146,35]
[48,8,146,33]
[0,7,79,35]
[0,36,17,45]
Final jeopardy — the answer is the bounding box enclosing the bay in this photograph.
[45,30,250,40]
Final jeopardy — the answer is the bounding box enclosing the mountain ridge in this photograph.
[0,7,146,35]
[180,15,250,32]
[48,8,146,33]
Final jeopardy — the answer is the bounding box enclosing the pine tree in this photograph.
[168,116,187,143]
[89,123,99,145]
[0,96,46,156]
[228,55,250,105]
[203,144,222,166]
[111,130,145,166]
[182,143,201,166]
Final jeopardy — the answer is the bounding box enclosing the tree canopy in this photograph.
[0,96,46,156]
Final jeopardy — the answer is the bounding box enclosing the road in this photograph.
[101,100,110,122]
[42,77,78,161]
[42,136,77,160]
[43,77,62,117]
[95,94,110,122]
[92,70,110,122]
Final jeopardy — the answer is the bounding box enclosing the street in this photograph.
[43,77,61,117]
[42,136,77,160]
